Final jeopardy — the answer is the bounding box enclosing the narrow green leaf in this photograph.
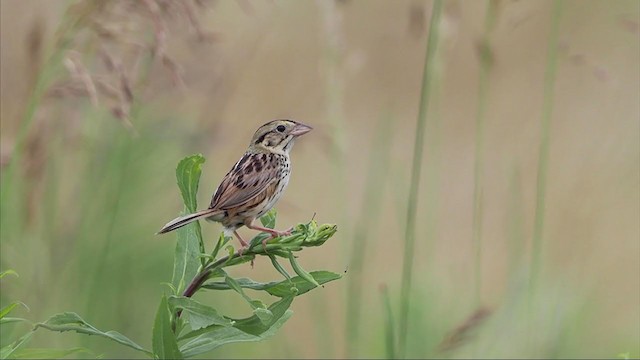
[259,209,277,229]
[0,317,31,326]
[171,154,206,294]
[168,296,234,330]
[211,233,230,261]
[12,347,90,359]
[0,331,33,360]
[34,312,152,357]
[201,271,342,297]
[0,270,18,279]
[152,296,182,359]
[268,255,292,281]
[288,252,319,287]
[266,271,341,298]
[0,302,28,319]
[224,276,273,324]
[203,277,277,291]
[224,276,254,305]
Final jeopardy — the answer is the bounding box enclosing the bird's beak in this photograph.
[290,123,313,137]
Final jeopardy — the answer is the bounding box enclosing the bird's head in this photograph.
[249,119,313,154]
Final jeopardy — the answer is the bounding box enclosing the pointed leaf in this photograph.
[259,209,277,229]
[168,296,234,330]
[288,251,319,287]
[0,270,18,279]
[152,296,182,359]
[34,312,151,356]
[201,271,342,297]
[0,302,28,319]
[171,154,206,294]
[266,271,341,297]
[176,154,205,213]
[0,331,33,360]
[12,347,90,359]
[0,317,31,326]
[268,255,291,281]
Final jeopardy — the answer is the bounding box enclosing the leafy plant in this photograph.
[30,154,341,358]
[0,270,91,360]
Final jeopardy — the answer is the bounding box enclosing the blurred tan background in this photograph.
[1,0,638,358]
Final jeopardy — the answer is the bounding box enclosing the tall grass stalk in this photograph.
[530,0,563,298]
[398,1,443,357]
[317,2,348,356]
[528,0,562,351]
[345,112,394,357]
[381,285,396,360]
[472,0,498,308]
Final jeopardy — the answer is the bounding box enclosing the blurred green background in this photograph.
[1,0,638,358]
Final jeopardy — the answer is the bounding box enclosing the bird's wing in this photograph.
[209,153,279,210]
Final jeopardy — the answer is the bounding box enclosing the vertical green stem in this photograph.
[398,1,443,357]
[472,0,498,308]
[530,0,563,297]
[381,285,396,360]
[345,112,394,357]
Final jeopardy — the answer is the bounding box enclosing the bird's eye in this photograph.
[276,125,286,132]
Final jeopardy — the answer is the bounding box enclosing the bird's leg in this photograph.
[233,230,249,253]
[233,230,255,268]
[245,221,292,238]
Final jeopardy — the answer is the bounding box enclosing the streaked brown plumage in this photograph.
[158,119,312,249]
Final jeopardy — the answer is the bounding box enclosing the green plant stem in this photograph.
[472,0,498,309]
[530,0,563,298]
[381,285,396,360]
[528,0,562,351]
[398,1,443,358]
[345,112,393,357]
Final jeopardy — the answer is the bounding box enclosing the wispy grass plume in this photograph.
[398,1,444,357]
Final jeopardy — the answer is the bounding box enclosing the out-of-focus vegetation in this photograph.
[1,0,638,358]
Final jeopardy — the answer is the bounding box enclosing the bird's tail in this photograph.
[157,209,221,234]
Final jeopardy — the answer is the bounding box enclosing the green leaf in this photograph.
[211,233,230,261]
[0,302,28,319]
[171,226,202,295]
[12,347,90,359]
[259,209,277,229]
[288,251,319,287]
[224,276,273,324]
[0,331,33,360]
[252,308,273,324]
[152,296,182,359]
[266,271,341,297]
[0,270,18,280]
[168,296,234,330]
[176,154,205,213]
[0,317,31,326]
[171,154,206,294]
[268,255,291,281]
[34,312,152,357]
[179,296,294,358]
[201,271,342,297]
[202,277,277,291]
